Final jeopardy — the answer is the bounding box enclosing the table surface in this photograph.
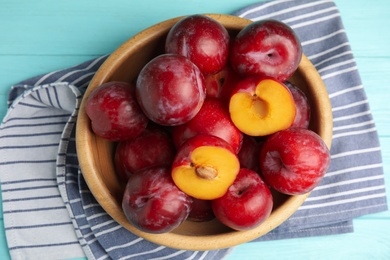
[0,0,389,259]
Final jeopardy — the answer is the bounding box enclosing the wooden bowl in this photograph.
[76,14,333,251]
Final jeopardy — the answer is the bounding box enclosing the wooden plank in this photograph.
[0,0,262,55]
[2,0,388,57]
[227,219,390,259]
[0,55,100,93]
[356,56,390,220]
[357,57,390,113]
[0,0,388,259]
[0,220,9,260]
[0,55,100,119]
[337,0,390,57]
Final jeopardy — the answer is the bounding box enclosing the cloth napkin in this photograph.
[0,0,387,259]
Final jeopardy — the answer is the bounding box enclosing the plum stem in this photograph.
[195,166,218,180]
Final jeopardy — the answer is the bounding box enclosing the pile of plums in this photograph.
[85,15,331,234]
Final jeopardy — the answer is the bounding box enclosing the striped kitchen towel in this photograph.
[1,62,232,259]
[0,0,387,259]
[234,0,388,240]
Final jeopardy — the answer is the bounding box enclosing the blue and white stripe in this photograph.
[0,0,387,258]
[0,83,86,259]
[234,0,387,240]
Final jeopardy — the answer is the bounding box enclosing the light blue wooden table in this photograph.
[0,0,389,259]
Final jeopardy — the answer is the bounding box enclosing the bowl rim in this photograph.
[76,14,333,250]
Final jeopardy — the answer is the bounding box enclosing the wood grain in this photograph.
[0,0,388,259]
[227,219,390,259]
[76,14,332,250]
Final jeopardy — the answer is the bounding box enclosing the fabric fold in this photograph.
[57,121,233,259]
[0,83,85,260]
[0,0,387,259]
[233,0,387,241]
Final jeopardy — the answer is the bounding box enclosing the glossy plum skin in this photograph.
[204,65,242,104]
[237,135,262,172]
[114,126,176,183]
[187,198,215,222]
[85,81,148,142]
[212,168,273,230]
[135,53,206,126]
[172,98,243,154]
[122,166,192,234]
[165,14,230,74]
[284,81,311,128]
[259,127,331,195]
[230,19,302,82]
